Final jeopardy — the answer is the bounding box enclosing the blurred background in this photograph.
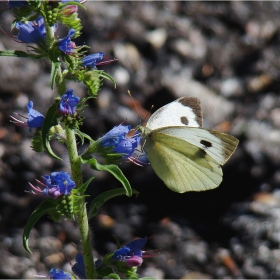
[1,1,280,278]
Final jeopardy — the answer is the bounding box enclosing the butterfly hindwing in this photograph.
[145,130,223,193]
[155,127,239,165]
[146,97,202,130]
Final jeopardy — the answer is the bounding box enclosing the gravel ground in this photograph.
[1,1,280,279]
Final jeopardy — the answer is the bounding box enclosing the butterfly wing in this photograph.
[146,97,203,130]
[157,127,239,165]
[144,127,238,193]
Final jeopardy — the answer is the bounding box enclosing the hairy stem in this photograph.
[55,66,67,95]
[65,126,96,279]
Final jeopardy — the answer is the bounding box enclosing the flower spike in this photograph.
[28,172,76,199]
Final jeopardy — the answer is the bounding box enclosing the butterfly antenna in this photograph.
[142,104,154,125]
[127,90,142,125]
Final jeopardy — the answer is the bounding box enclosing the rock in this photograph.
[162,72,236,126]
[38,237,63,259]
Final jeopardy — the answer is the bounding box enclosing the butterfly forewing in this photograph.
[146,97,203,130]
[145,131,223,193]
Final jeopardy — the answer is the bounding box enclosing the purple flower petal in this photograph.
[58,29,76,54]
[82,52,104,68]
[49,268,72,279]
[57,88,80,115]
[15,16,46,44]
[26,101,45,132]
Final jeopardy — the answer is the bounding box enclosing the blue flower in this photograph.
[10,101,45,132]
[58,28,76,54]
[28,171,76,199]
[8,0,28,9]
[114,137,140,159]
[49,268,72,279]
[100,125,141,159]
[57,88,80,115]
[15,16,46,44]
[112,237,152,267]
[100,125,130,148]
[112,237,159,267]
[72,253,102,279]
[82,52,104,68]
[26,101,45,131]
[72,253,86,279]
[82,52,117,68]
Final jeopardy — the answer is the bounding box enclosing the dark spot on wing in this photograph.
[178,97,203,127]
[181,116,189,125]
[200,140,212,148]
[200,149,207,155]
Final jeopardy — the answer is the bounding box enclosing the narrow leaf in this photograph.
[50,61,60,90]
[88,188,139,218]
[42,101,62,160]
[0,50,30,58]
[76,177,95,193]
[74,129,94,144]
[104,274,120,279]
[0,50,42,59]
[23,200,54,253]
[99,71,116,88]
[82,158,132,196]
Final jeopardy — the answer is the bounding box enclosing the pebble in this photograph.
[162,73,236,126]
[38,237,63,259]
[220,77,243,97]
[112,66,130,86]
[114,43,142,70]
[43,252,65,267]
[181,240,208,264]
[145,28,167,49]
[180,271,212,279]
[140,266,165,279]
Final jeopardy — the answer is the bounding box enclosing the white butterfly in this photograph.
[139,97,239,193]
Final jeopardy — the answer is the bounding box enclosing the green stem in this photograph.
[55,66,67,95]
[65,126,97,279]
[41,12,54,50]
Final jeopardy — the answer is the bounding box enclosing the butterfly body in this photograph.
[139,97,239,193]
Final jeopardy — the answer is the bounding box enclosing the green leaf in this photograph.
[88,188,139,218]
[83,70,103,96]
[23,200,54,253]
[104,273,120,279]
[42,101,62,160]
[0,50,29,58]
[74,129,94,144]
[99,71,116,88]
[0,50,41,59]
[76,177,95,193]
[82,158,132,197]
[113,235,121,249]
[50,61,60,90]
